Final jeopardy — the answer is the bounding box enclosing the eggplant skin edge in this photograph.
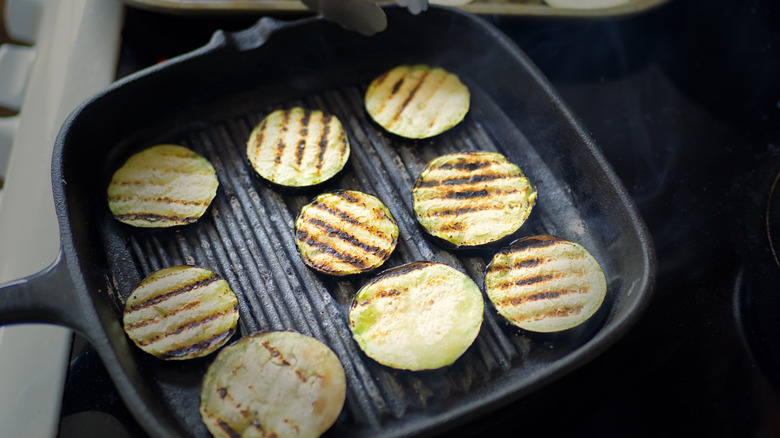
[485,235,607,333]
[349,261,484,371]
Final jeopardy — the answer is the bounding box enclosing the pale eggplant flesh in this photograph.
[349,261,484,371]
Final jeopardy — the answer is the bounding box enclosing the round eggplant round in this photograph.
[364,64,470,139]
[246,107,350,188]
[412,151,537,249]
[295,190,399,276]
[485,235,607,333]
[199,331,347,438]
[349,261,484,371]
[107,144,219,228]
[122,265,239,360]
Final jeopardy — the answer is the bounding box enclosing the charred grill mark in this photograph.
[489,257,545,272]
[378,262,432,281]
[316,115,332,171]
[373,71,390,87]
[515,273,555,287]
[295,139,306,167]
[389,71,428,127]
[416,172,515,188]
[295,109,311,167]
[438,159,494,172]
[262,340,290,366]
[160,326,234,359]
[126,275,220,312]
[357,288,401,307]
[274,140,286,166]
[125,300,201,330]
[516,237,564,251]
[442,189,489,200]
[305,217,389,257]
[496,288,588,307]
[217,420,243,438]
[423,204,508,218]
[391,77,404,94]
[138,308,235,347]
[109,196,210,206]
[310,201,393,242]
[113,212,197,224]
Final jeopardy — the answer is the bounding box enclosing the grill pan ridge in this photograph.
[0,6,655,438]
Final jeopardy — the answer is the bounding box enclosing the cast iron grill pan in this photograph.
[0,6,655,438]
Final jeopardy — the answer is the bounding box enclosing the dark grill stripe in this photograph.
[295,109,311,167]
[315,115,332,171]
[496,288,588,307]
[421,203,507,218]
[125,300,201,330]
[110,196,210,206]
[217,420,243,438]
[137,307,235,347]
[415,172,516,188]
[125,274,220,313]
[389,71,428,128]
[310,203,393,242]
[304,217,389,257]
[161,324,235,359]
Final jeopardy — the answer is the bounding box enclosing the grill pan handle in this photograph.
[0,250,86,331]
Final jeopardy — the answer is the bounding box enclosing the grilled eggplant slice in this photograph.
[200,331,347,438]
[364,64,470,139]
[485,235,607,333]
[123,265,239,360]
[412,151,537,248]
[349,261,484,371]
[246,107,350,188]
[295,190,399,276]
[108,144,219,228]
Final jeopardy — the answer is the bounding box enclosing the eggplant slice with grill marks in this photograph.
[122,265,239,360]
[349,261,484,371]
[485,235,607,333]
[295,190,399,276]
[364,64,470,139]
[199,331,347,438]
[107,144,219,228]
[412,151,537,249]
[246,107,350,189]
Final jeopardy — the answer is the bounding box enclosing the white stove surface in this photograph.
[0,1,122,436]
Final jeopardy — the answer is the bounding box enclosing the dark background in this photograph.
[60,0,780,436]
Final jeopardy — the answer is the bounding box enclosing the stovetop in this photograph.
[58,1,780,436]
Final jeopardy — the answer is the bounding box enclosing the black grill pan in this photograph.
[0,6,656,438]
